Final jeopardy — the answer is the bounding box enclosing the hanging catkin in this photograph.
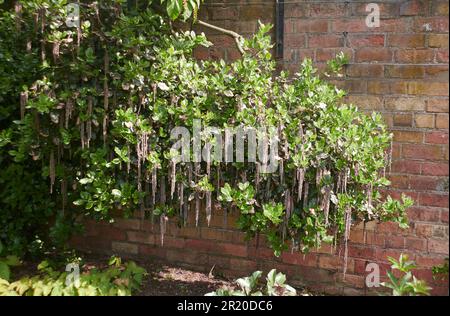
[255,162,260,192]
[86,96,93,148]
[127,144,131,174]
[65,99,73,129]
[14,2,22,32]
[195,162,200,227]
[216,166,220,200]
[179,182,184,219]
[80,121,85,149]
[151,167,157,205]
[52,41,60,62]
[103,50,109,145]
[388,139,393,173]
[303,182,309,209]
[40,9,46,62]
[322,185,332,226]
[49,150,55,193]
[297,168,304,202]
[170,160,176,199]
[343,207,352,278]
[279,159,284,185]
[20,91,28,120]
[206,190,212,226]
[160,215,167,246]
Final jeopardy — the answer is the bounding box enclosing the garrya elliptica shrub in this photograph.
[0,1,412,273]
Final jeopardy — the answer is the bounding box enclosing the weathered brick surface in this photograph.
[73,0,449,296]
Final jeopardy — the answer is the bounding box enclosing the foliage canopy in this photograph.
[0,1,411,271]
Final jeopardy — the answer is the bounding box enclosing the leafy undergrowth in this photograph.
[0,256,146,296]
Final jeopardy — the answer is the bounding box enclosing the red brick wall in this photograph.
[73,0,449,295]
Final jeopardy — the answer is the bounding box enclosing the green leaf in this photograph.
[0,262,11,281]
[166,0,183,20]
[112,189,122,198]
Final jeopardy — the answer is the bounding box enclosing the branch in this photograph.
[197,20,244,55]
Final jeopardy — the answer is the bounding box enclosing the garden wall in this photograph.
[72,0,449,295]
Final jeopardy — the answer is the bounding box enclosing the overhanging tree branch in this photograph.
[197,19,244,55]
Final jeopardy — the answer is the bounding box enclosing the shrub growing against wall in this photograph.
[0,1,411,274]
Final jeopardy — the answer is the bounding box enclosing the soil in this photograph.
[11,252,316,296]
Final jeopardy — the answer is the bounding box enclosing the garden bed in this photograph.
[10,252,317,296]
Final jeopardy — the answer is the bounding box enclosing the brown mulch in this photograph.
[10,252,316,296]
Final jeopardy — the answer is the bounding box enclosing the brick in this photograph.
[432,1,449,15]
[395,49,435,63]
[281,252,318,267]
[348,246,376,260]
[352,3,399,18]
[345,95,383,110]
[139,245,166,258]
[385,97,426,111]
[391,160,422,174]
[284,3,309,18]
[239,5,274,20]
[419,193,449,207]
[217,242,248,257]
[436,114,449,129]
[229,258,257,271]
[375,18,411,33]
[113,218,140,230]
[427,99,449,113]
[346,64,384,78]
[408,82,449,96]
[415,223,434,238]
[393,130,423,143]
[318,255,343,270]
[310,3,348,17]
[340,274,365,289]
[341,80,367,94]
[388,34,426,48]
[400,0,426,16]
[414,17,449,33]
[315,48,352,62]
[409,176,442,191]
[385,65,425,79]
[284,33,306,48]
[111,241,138,255]
[436,49,449,63]
[442,210,449,223]
[408,206,441,222]
[422,162,449,176]
[347,34,385,47]
[294,20,328,33]
[425,131,449,144]
[429,34,449,48]
[308,34,344,48]
[382,113,394,127]
[331,19,368,32]
[393,113,413,127]
[389,175,409,189]
[432,225,449,238]
[402,144,443,160]
[368,81,408,95]
[415,114,435,128]
[162,236,186,249]
[385,236,405,249]
[426,66,449,80]
[428,239,449,254]
[98,226,127,241]
[208,7,239,20]
[127,231,155,244]
[355,48,393,62]
[296,48,315,61]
